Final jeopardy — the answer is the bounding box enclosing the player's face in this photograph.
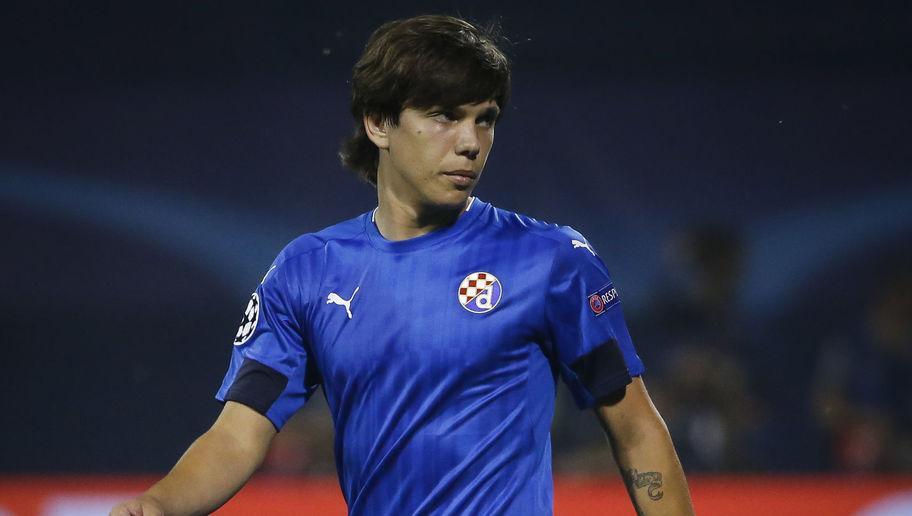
[380,100,499,211]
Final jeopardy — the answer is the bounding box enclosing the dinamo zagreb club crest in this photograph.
[458,272,503,314]
[234,292,260,345]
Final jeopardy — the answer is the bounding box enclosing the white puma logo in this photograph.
[571,239,596,256]
[326,286,360,319]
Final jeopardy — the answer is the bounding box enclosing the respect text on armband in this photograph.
[588,283,620,316]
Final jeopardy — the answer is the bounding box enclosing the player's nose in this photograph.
[454,121,480,160]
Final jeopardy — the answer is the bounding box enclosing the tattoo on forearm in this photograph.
[625,468,664,501]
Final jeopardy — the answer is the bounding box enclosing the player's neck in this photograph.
[374,191,470,241]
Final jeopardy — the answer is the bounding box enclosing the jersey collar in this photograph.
[364,197,488,253]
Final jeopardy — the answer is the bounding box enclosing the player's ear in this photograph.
[363,113,389,150]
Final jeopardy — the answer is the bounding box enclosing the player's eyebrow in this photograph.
[447,105,499,119]
[426,104,500,122]
[478,106,500,121]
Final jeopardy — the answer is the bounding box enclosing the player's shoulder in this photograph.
[272,211,369,268]
[486,203,589,247]
[485,203,610,280]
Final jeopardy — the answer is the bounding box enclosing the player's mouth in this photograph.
[442,170,477,188]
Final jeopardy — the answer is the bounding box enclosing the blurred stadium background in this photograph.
[1,1,910,514]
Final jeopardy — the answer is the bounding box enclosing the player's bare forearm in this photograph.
[145,428,265,513]
[594,377,694,516]
[610,420,692,515]
[111,401,276,516]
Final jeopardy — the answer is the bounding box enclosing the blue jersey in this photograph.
[217,198,645,515]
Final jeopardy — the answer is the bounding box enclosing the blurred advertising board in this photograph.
[1,475,911,515]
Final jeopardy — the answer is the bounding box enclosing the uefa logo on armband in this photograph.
[458,272,503,314]
[588,283,620,316]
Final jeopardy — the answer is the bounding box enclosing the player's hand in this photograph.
[109,495,165,516]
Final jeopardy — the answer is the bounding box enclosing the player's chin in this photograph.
[430,187,474,211]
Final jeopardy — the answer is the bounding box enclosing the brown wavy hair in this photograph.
[339,15,511,186]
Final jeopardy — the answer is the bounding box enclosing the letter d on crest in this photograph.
[475,289,492,309]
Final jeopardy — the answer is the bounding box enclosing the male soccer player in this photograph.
[112,14,694,516]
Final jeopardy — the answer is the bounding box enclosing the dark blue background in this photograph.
[2,1,910,473]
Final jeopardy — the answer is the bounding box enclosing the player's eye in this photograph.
[476,108,500,128]
[476,115,496,128]
[430,111,458,123]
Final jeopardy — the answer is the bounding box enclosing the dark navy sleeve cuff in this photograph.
[570,340,632,401]
[223,358,289,428]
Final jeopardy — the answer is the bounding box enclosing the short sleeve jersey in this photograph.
[217,198,645,515]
